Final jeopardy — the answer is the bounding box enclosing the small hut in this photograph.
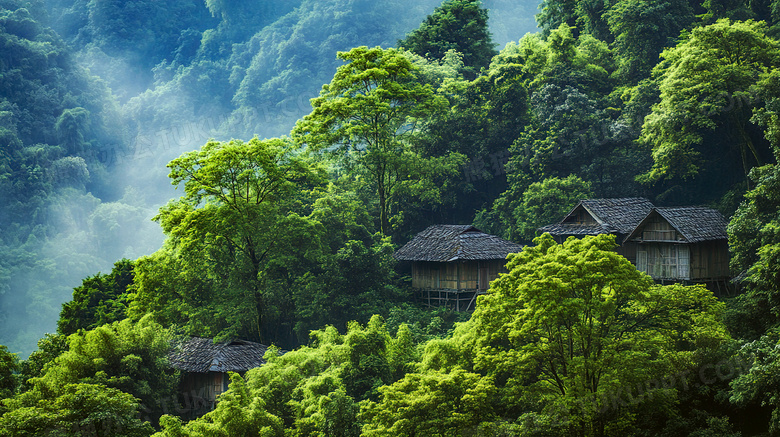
[393,225,523,311]
[538,197,654,264]
[625,207,729,288]
[540,199,732,293]
[169,337,270,417]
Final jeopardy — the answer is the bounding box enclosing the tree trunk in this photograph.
[248,246,263,344]
[378,169,390,235]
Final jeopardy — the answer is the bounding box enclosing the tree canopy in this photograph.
[293,46,463,236]
[399,0,497,78]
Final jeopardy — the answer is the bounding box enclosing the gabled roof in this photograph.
[537,223,617,236]
[539,197,654,236]
[393,225,523,262]
[169,337,269,373]
[626,207,728,243]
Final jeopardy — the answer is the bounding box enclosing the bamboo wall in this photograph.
[411,260,507,291]
[632,217,729,281]
[177,371,230,418]
[689,240,729,280]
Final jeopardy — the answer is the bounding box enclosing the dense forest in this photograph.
[1,0,780,435]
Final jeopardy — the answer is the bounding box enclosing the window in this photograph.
[637,244,690,280]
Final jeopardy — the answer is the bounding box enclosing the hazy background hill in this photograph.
[0,0,540,357]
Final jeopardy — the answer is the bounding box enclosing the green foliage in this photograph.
[0,382,154,437]
[8,316,178,424]
[399,0,497,78]
[726,163,780,339]
[485,30,644,240]
[131,139,411,348]
[55,107,91,155]
[726,68,780,340]
[384,303,469,345]
[293,46,463,235]
[513,175,593,242]
[155,318,416,436]
[58,258,135,336]
[362,234,731,436]
[361,368,496,436]
[292,231,403,340]
[156,373,285,437]
[414,45,530,231]
[131,137,326,344]
[640,19,779,202]
[18,334,67,393]
[0,345,19,402]
[606,0,696,82]
[729,330,780,434]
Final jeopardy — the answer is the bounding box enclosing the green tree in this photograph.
[729,330,780,435]
[0,345,18,402]
[399,0,497,78]
[361,368,496,436]
[58,258,135,336]
[415,46,530,229]
[54,107,91,155]
[475,235,727,435]
[640,19,779,195]
[606,0,696,82]
[513,175,593,241]
[481,26,647,239]
[362,234,731,436]
[18,334,67,393]
[131,137,325,344]
[726,165,780,339]
[724,65,780,339]
[0,383,154,437]
[2,316,176,431]
[293,46,462,236]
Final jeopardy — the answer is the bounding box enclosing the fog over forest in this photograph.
[0,0,540,357]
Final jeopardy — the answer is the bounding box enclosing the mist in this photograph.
[0,0,540,357]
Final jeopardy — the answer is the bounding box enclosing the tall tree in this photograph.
[640,19,780,198]
[606,0,696,82]
[399,0,497,78]
[131,137,325,344]
[293,46,461,236]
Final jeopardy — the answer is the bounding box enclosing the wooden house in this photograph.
[624,207,729,289]
[538,197,654,264]
[168,337,270,418]
[539,198,731,293]
[393,225,523,311]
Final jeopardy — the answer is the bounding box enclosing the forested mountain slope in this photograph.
[5,0,780,435]
[0,0,539,357]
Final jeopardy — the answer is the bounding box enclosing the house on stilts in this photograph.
[625,206,730,292]
[540,198,731,294]
[393,225,523,311]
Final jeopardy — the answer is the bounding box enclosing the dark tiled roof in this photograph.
[577,198,655,234]
[540,197,654,236]
[393,225,523,262]
[537,223,617,236]
[169,337,269,373]
[654,207,728,243]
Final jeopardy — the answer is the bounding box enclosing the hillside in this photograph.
[2,0,780,435]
